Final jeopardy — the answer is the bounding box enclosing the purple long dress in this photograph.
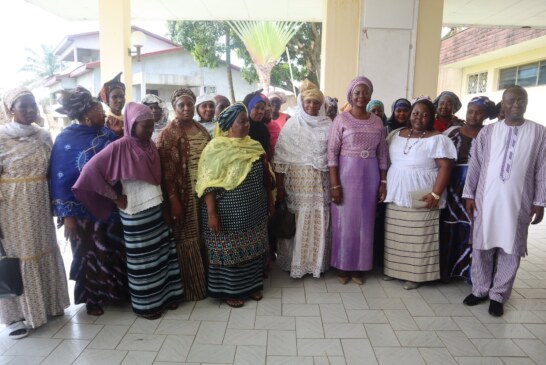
[327,111,388,271]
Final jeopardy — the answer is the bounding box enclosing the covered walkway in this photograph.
[0,222,545,364]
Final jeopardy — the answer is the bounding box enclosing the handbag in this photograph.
[409,189,431,209]
[0,237,24,298]
[270,200,296,239]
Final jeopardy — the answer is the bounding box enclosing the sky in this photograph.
[0,0,167,90]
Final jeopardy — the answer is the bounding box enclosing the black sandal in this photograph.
[141,312,162,320]
[86,304,104,316]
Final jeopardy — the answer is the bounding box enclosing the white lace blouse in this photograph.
[384,132,457,208]
[120,180,163,215]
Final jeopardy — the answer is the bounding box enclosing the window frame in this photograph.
[498,60,546,90]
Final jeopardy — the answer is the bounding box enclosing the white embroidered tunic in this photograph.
[120,180,163,215]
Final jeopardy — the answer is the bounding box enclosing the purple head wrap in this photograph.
[124,102,154,138]
[346,76,373,106]
[73,102,160,221]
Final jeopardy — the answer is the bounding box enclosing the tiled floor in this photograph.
[1,222,546,364]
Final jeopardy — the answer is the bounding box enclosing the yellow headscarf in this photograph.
[195,135,264,197]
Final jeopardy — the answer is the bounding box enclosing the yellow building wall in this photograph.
[413,0,443,98]
[454,46,546,125]
[99,0,133,100]
[320,0,361,106]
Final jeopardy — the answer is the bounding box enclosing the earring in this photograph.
[85,117,92,126]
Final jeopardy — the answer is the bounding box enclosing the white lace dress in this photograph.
[273,101,332,278]
[274,163,331,278]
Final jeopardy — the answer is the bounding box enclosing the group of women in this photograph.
[270,80,497,292]
[0,72,497,339]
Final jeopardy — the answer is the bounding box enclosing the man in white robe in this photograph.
[462,85,546,317]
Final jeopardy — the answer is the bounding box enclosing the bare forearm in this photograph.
[433,163,452,195]
[329,166,340,187]
[204,192,217,216]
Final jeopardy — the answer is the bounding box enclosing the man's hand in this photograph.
[531,205,544,225]
[465,199,476,220]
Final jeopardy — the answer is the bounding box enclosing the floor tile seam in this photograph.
[89,324,130,350]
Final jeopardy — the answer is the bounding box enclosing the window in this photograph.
[467,72,488,94]
[204,86,216,94]
[498,60,546,90]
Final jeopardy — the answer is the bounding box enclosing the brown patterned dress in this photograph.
[157,120,210,301]
[0,128,70,328]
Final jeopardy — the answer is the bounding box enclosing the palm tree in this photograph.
[228,21,301,91]
[20,45,61,80]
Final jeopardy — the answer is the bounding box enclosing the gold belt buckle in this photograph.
[360,150,370,159]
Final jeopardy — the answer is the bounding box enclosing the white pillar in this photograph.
[320,0,361,105]
[98,0,133,100]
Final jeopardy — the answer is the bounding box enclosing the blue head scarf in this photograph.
[366,100,384,113]
[468,96,497,120]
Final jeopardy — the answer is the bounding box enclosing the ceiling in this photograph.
[25,0,323,22]
[442,0,546,28]
[25,0,546,28]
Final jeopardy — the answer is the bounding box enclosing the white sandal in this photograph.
[8,321,28,340]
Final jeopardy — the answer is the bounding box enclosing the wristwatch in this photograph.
[430,192,440,200]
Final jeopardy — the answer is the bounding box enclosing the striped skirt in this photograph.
[120,205,184,316]
[384,204,440,282]
[208,257,264,299]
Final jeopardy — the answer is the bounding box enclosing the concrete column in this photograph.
[98,0,132,100]
[320,0,361,105]
[413,0,444,98]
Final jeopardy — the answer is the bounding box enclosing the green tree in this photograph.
[232,22,322,92]
[20,45,61,79]
[167,21,322,96]
[228,21,301,92]
[167,20,237,102]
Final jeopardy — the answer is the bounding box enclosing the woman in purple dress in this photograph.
[328,76,388,284]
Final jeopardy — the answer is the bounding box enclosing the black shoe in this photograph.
[488,300,504,317]
[463,294,488,306]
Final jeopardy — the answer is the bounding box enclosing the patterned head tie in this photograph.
[97,72,125,104]
[2,87,35,123]
[56,87,98,120]
[300,79,324,104]
[217,103,248,131]
[366,99,384,113]
[433,91,462,113]
[171,87,196,106]
[468,96,497,120]
[346,76,373,106]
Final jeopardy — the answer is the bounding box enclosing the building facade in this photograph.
[45,26,257,104]
[438,28,546,124]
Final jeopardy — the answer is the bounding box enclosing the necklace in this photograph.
[403,129,426,154]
